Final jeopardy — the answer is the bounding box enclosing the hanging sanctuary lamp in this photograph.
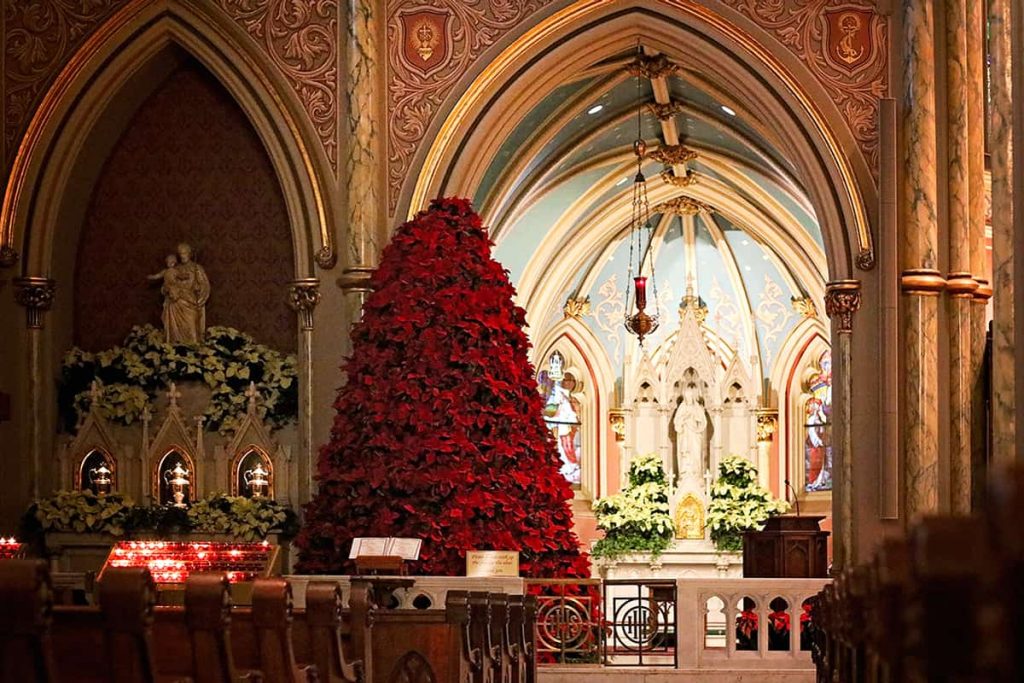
[623,46,661,345]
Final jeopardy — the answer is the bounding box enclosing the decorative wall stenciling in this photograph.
[386,0,557,214]
[2,0,126,170]
[75,65,295,352]
[216,0,339,171]
[719,0,888,180]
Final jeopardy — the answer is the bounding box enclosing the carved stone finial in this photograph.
[13,277,56,329]
[89,381,103,410]
[824,280,862,334]
[563,296,591,320]
[245,382,260,414]
[655,196,712,216]
[679,283,708,324]
[648,144,699,166]
[167,382,182,409]
[288,278,321,330]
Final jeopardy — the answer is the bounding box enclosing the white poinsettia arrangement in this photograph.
[592,453,676,559]
[60,325,298,434]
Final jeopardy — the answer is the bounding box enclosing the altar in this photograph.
[594,540,742,580]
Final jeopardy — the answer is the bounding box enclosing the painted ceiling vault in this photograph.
[475,50,829,386]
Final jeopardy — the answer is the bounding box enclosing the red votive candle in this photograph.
[634,276,648,311]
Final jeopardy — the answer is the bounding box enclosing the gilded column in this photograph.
[945,0,978,513]
[344,0,383,293]
[901,0,943,522]
[289,279,321,502]
[966,0,990,500]
[13,277,56,500]
[988,0,1016,464]
[825,280,861,570]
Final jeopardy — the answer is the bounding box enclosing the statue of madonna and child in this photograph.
[147,243,210,345]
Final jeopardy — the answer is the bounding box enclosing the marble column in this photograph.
[825,280,861,570]
[288,279,321,503]
[988,0,1015,464]
[945,0,978,514]
[343,0,383,296]
[966,0,990,501]
[13,277,56,500]
[901,0,943,522]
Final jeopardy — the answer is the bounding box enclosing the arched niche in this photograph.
[154,449,196,508]
[231,447,274,499]
[4,3,332,280]
[75,449,116,495]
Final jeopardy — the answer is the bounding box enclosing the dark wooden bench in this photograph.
[2,564,533,683]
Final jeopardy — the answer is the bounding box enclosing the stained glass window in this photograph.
[803,350,833,492]
[538,351,582,487]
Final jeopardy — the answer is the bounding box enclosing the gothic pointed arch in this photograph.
[533,318,614,498]
[2,0,334,278]
[403,1,876,279]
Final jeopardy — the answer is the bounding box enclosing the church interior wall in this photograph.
[73,60,295,354]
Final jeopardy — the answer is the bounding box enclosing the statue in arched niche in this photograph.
[673,382,707,489]
[147,243,210,344]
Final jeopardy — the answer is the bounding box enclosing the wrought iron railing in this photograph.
[525,577,831,670]
[602,578,677,667]
[525,578,603,664]
[525,578,677,666]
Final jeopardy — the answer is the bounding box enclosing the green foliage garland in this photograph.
[20,490,297,545]
[591,454,675,560]
[60,325,298,434]
[705,456,790,552]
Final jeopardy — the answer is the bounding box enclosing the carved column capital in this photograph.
[824,280,862,334]
[755,409,778,443]
[14,277,56,329]
[288,278,321,331]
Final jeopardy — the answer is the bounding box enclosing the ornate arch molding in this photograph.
[402,0,881,278]
[1,1,336,275]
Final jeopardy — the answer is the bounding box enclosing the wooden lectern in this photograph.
[354,555,407,576]
[742,515,830,578]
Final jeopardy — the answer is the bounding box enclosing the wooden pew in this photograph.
[4,562,525,683]
[292,583,361,683]
[0,559,57,683]
[252,580,317,683]
[865,540,908,683]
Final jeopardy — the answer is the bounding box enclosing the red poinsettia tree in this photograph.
[295,197,590,578]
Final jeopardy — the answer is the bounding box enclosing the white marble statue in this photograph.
[148,243,210,344]
[673,383,707,489]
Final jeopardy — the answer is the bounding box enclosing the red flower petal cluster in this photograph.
[295,197,590,578]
